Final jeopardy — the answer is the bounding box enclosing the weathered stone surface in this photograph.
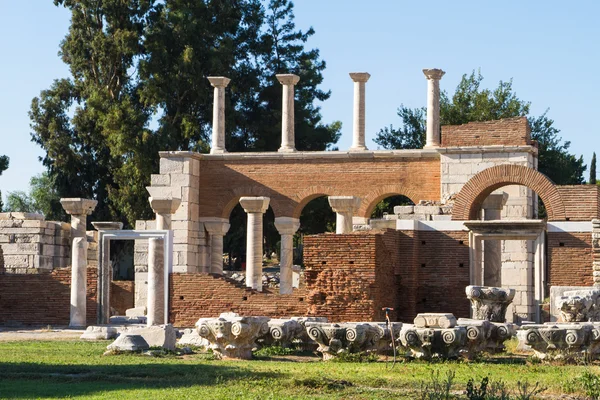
[413,205,441,215]
[125,306,147,317]
[398,324,465,359]
[516,323,600,360]
[122,324,178,351]
[107,334,149,352]
[414,313,457,329]
[80,326,118,340]
[466,285,515,322]
[178,328,210,348]
[305,322,348,360]
[393,205,414,215]
[259,318,304,348]
[109,316,147,325]
[196,313,269,359]
[457,318,516,355]
[557,289,600,322]
[0,212,45,221]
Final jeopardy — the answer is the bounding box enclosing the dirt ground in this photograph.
[0,326,84,341]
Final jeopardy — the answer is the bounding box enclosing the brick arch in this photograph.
[358,185,419,219]
[452,164,566,221]
[291,185,341,219]
[218,186,284,219]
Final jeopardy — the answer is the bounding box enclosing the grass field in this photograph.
[0,339,598,399]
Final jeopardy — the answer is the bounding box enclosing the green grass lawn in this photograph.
[0,340,598,399]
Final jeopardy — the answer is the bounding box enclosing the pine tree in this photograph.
[591,152,597,184]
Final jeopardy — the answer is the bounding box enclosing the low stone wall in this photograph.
[0,213,71,273]
[169,273,308,327]
[0,267,98,326]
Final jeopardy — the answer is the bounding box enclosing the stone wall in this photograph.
[441,117,531,147]
[133,220,155,308]
[548,232,594,287]
[557,185,600,221]
[0,213,71,273]
[169,273,308,327]
[0,267,97,326]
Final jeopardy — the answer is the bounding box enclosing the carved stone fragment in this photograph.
[466,285,515,322]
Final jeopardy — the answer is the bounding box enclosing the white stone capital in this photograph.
[349,72,371,83]
[92,221,123,231]
[239,197,270,214]
[207,76,231,88]
[328,196,361,213]
[276,74,300,86]
[422,68,446,81]
[60,198,97,216]
[148,197,181,216]
[204,218,231,236]
[274,217,300,236]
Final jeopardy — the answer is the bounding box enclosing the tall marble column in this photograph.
[208,76,231,154]
[349,72,370,151]
[204,219,231,275]
[422,68,445,148]
[328,196,361,234]
[239,197,270,291]
[482,193,508,287]
[274,217,300,294]
[60,198,97,328]
[276,74,300,152]
[147,193,181,326]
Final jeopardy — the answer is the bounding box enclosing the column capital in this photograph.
[274,217,300,235]
[208,76,231,88]
[328,196,361,213]
[60,198,97,216]
[204,219,231,236]
[423,68,445,81]
[239,197,270,214]
[276,74,300,86]
[349,72,371,83]
[482,193,509,210]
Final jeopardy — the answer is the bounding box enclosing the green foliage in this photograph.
[418,370,455,400]
[591,152,597,185]
[375,70,586,186]
[331,351,379,363]
[254,345,297,357]
[564,370,600,399]
[371,195,414,219]
[32,0,340,229]
[0,155,9,212]
[4,173,63,220]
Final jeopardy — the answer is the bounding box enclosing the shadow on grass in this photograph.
[0,361,283,398]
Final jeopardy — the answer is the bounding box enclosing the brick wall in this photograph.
[548,232,593,287]
[557,185,600,221]
[0,267,98,326]
[413,230,471,318]
[169,274,308,327]
[110,281,134,315]
[441,117,531,147]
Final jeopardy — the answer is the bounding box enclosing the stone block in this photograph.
[3,255,30,268]
[178,328,209,347]
[414,206,441,215]
[134,251,148,266]
[126,306,147,317]
[0,212,45,221]
[81,326,118,340]
[397,214,427,221]
[107,334,149,352]
[123,324,177,351]
[431,215,452,221]
[150,174,170,186]
[159,157,184,174]
[393,205,414,215]
[414,313,456,328]
[170,173,192,188]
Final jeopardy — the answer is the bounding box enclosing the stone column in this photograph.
[274,217,300,294]
[482,193,508,287]
[147,193,181,326]
[349,72,370,151]
[239,197,270,291]
[423,68,445,148]
[276,74,300,152]
[204,219,231,275]
[208,76,231,154]
[60,198,97,328]
[147,237,164,326]
[328,196,361,234]
[594,219,600,287]
[92,221,123,324]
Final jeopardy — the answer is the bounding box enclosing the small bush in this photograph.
[564,370,600,399]
[331,351,379,363]
[254,345,296,357]
[418,370,455,400]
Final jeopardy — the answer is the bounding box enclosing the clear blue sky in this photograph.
[1,1,598,200]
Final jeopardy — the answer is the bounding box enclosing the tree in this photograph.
[5,173,62,218]
[375,70,586,185]
[32,0,340,231]
[0,155,8,212]
[590,153,597,185]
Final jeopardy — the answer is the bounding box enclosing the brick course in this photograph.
[110,281,134,315]
[547,232,594,287]
[441,117,531,147]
